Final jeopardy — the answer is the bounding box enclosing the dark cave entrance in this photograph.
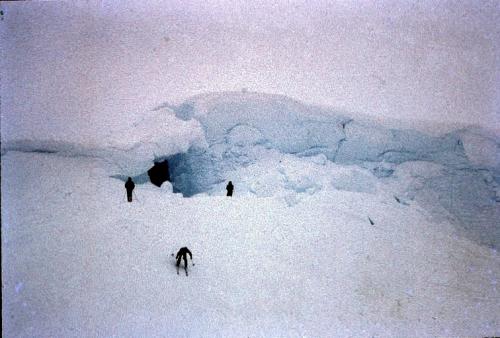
[112,150,202,197]
[145,153,201,196]
[147,160,170,187]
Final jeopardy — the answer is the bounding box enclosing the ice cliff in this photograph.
[1,91,498,247]
[166,92,499,248]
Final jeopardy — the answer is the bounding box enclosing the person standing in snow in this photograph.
[226,181,234,197]
[175,247,193,276]
[125,177,135,202]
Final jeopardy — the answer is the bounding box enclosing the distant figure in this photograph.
[176,247,193,276]
[125,177,135,202]
[226,181,234,197]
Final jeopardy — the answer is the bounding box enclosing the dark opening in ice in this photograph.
[148,160,170,187]
[111,149,206,197]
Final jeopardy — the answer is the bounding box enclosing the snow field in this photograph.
[2,151,499,337]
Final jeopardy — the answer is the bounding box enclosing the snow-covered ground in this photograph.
[2,150,499,337]
[2,92,499,336]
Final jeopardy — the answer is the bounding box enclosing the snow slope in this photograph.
[2,151,499,337]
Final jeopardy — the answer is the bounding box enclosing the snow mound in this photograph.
[1,109,207,176]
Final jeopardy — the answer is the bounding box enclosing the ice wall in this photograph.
[173,92,497,169]
[1,90,498,246]
[170,92,498,179]
[168,92,499,247]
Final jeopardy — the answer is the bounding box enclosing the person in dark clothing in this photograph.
[175,247,193,276]
[125,177,135,202]
[226,181,234,197]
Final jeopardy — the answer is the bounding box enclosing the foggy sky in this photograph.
[1,0,499,140]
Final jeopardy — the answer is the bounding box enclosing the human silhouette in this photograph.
[176,247,193,276]
[226,181,234,197]
[125,177,135,202]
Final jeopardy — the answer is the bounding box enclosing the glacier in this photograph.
[2,91,499,336]
[2,91,499,249]
[163,92,499,248]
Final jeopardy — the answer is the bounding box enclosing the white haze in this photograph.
[1,0,499,143]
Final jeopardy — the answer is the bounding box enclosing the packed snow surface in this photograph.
[2,152,500,336]
[2,91,500,336]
